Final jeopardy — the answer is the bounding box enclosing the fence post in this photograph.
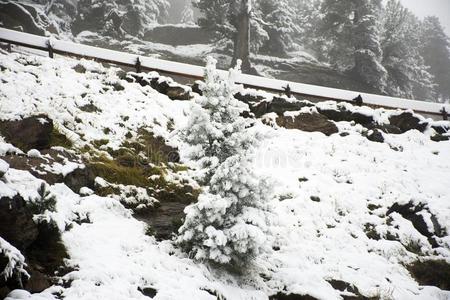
[46,40,53,58]
[283,84,292,98]
[135,57,141,73]
[441,107,448,121]
[353,94,363,106]
[7,43,12,53]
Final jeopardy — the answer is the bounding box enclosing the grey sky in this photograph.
[398,0,450,36]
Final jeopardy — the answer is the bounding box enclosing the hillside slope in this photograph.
[0,51,450,300]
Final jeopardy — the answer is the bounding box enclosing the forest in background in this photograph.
[1,0,450,102]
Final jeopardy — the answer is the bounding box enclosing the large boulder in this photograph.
[276,113,339,136]
[388,112,428,133]
[0,115,53,152]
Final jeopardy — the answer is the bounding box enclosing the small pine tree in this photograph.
[178,57,273,268]
[28,183,57,216]
[182,57,251,184]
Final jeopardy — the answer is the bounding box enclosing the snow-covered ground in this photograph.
[0,51,449,300]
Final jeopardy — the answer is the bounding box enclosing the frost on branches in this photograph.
[178,58,273,268]
[0,237,28,285]
[181,57,253,184]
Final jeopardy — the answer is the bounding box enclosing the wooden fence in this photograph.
[0,27,448,119]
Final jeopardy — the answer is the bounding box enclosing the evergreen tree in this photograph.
[258,0,299,57]
[181,1,195,25]
[381,0,435,99]
[73,0,169,37]
[352,0,387,91]
[177,57,273,267]
[420,16,450,102]
[318,0,387,92]
[181,57,251,184]
[194,0,254,72]
[194,0,303,68]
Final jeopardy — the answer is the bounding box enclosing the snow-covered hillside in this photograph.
[0,50,449,300]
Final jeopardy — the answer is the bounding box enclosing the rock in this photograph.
[247,96,314,118]
[73,64,87,74]
[431,123,449,135]
[317,107,374,127]
[276,113,339,136]
[269,293,319,300]
[366,129,384,143]
[387,201,445,248]
[407,260,450,290]
[234,92,265,104]
[0,195,39,250]
[328,280,358,293]
[138,286,157,298]
[2,148,88,193]
[373,124,402,135]
[165,86,191,101]
[430,134,450,142]
[0,115,53,152]
[127,74,192,101]
[388,112,428,133]
[64,165,96,193]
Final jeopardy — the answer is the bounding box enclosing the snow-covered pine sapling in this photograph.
[178,57,273,269]
[181,57,252,185]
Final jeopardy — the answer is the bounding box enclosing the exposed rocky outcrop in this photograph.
[269,293,319,300]
[0,193,69,298]
[387,201,446,248]
[126,73,192,101]
[2,148,91,193]
[317,107,374,127]
[0,115,53,152]
[275,113,338,136]
[388,112,429,133]
[407,260,450,290]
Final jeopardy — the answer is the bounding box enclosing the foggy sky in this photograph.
[398,0,450,36]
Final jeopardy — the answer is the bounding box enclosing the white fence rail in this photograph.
[0,27,447,118]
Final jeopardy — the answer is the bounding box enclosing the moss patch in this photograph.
[48,127,73,149]
[88,158,152,187]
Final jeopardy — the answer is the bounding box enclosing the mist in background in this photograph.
[398,0,450,35]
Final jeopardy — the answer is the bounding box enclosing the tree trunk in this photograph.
[231,0,252,73]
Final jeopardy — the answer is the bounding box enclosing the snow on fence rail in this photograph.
[0,27,448,118]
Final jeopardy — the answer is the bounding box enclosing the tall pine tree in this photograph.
[420,16,450,102]
[319,0,387,92]
[381,0,435,99]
